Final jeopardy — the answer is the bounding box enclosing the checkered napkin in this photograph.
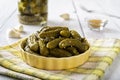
[0,38,120,80]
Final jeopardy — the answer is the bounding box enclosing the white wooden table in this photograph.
[0,0,120,80]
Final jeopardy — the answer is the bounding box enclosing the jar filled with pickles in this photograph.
[18,0,48,25]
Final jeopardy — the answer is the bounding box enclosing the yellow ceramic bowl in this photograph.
[19,38,91,70]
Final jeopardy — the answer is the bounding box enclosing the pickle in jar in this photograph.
[18,0,48,25]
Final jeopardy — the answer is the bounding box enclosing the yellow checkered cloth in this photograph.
[0,38,120,80]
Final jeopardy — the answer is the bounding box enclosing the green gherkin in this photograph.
[27,34,39,52]
[59,38,87,53]
[38,39,49,56]
[66,47,79,55]
[39,27,68,38]
[46,38,64,49]
[50,48,72,57]
[60,30,71,38]
[70,30,82,40]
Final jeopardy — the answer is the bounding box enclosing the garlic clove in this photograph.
[7,28,21,38]
[60,13,70,20]
[15,25,24,32]
[18,25,24,32]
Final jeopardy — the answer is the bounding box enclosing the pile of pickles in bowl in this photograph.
[18,0,48,25]
[20,26,91,70]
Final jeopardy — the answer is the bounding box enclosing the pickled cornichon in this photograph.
[24,45,38,55]
[27,34,39,52]
[41,26,68,32]
[46,38,64,49]
[70,30,82,40]
[38,39,49,56]
[39,29,60,38]
[66,47,79,55]
[39,27,68,38]
[23,26,89,57]
[59,38,87,52]
[59,39,82,49]
[50,48,72,57]
[60,30,70,38]
[80,40,89,52]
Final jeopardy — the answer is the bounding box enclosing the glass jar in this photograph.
[18,0,48,25]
